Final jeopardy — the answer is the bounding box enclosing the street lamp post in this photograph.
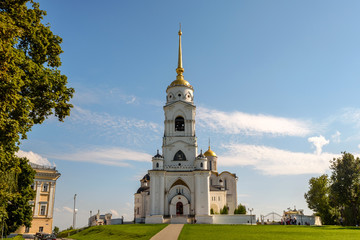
[248,208,254,225]
[73,194,77,229]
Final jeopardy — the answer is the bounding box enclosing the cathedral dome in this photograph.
[196,150,206,159]
[204,146,217,157]
[141,174,150,181]
[167,79,193,90]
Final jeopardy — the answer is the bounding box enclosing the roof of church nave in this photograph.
[167,27,193,91]
[211,171,237,179]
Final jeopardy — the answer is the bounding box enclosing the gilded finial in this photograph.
[208,138,211,150]
[176,23,184,80]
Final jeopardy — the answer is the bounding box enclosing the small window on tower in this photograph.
[175,117,185,131]
[174,150,186,161]
[156,162,159,168]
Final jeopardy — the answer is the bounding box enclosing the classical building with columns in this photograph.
[134,29,238,224]
[14,162,60,236]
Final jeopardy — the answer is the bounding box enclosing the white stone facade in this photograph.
[134,30,238,224]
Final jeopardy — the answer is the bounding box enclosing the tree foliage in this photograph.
[304,175,338,225]
[305,152,360,226]
[234,204,246,214]
[330,152,360,226]
[220,205,228,214]
[0,0,73,234]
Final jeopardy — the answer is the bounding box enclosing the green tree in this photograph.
[330,152,360,226]
[53,226,60,236]
[0,0,74,234]
[234,204,246,214]
[220,205,228,214]
[304,174,338,225]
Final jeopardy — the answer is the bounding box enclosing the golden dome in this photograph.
[168,79,193,89]
[204,146,217,157]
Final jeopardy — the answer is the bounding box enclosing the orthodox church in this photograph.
[134,29,238,224]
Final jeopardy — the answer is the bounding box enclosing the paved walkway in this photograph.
[150,224,184,240]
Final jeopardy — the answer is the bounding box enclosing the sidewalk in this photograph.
[150,224,184,240]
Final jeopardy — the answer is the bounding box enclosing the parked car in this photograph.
[34,233,56,240]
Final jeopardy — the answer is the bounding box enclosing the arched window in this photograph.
[156,162,159,168]
[200,162,203,168]
[175,116,185,131]
[174,150,186,161]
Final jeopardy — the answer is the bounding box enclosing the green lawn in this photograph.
[179,225,360,240]
[70,224,167,240]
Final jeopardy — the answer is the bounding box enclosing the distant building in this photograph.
[88,210,112,226]
[283,208,321,225]
[14,162,60,236]
[88,210,124,226]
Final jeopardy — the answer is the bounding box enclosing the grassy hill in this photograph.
[69,224,167,240]
[179,225,360,240]
[58,224,360,240]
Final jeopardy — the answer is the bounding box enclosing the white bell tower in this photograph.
[147,28,211,224]
[162,28,198,170]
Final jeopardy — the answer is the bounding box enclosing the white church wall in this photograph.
[212,215,256,225]
[210,191,227,214]
[163,141,196,169]
[145,215,164,224]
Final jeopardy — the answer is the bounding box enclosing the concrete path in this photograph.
[150,224,184,240]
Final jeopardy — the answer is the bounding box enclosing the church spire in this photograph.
[167,25,193,90]
[176,23,184,80]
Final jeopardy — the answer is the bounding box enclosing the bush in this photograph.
[234,204,247,214]
[220,206,228,214]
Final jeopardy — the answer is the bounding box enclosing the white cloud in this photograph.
[341,108,360,127]
[197,107,312,137]
[125,96,137,104]
[16,150,52,166]
[72,86,139,106]
[110,209,119,217]
[308,135,330,155]
[331,131,341,143]
[48,147,152,167]
[72,106,159,131]
[63,206,73,213]
[219,143,339,175]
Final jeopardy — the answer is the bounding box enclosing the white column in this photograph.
[159,173,165,215]
[194,173,201,215]
[34,181,41,216]
[47,182,55,218]
[149,172,156,215]
[194,171,210,215]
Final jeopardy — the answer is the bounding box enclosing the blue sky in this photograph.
[17,0,360,230]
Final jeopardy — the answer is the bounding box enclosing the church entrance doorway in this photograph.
[176,202,183,215]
